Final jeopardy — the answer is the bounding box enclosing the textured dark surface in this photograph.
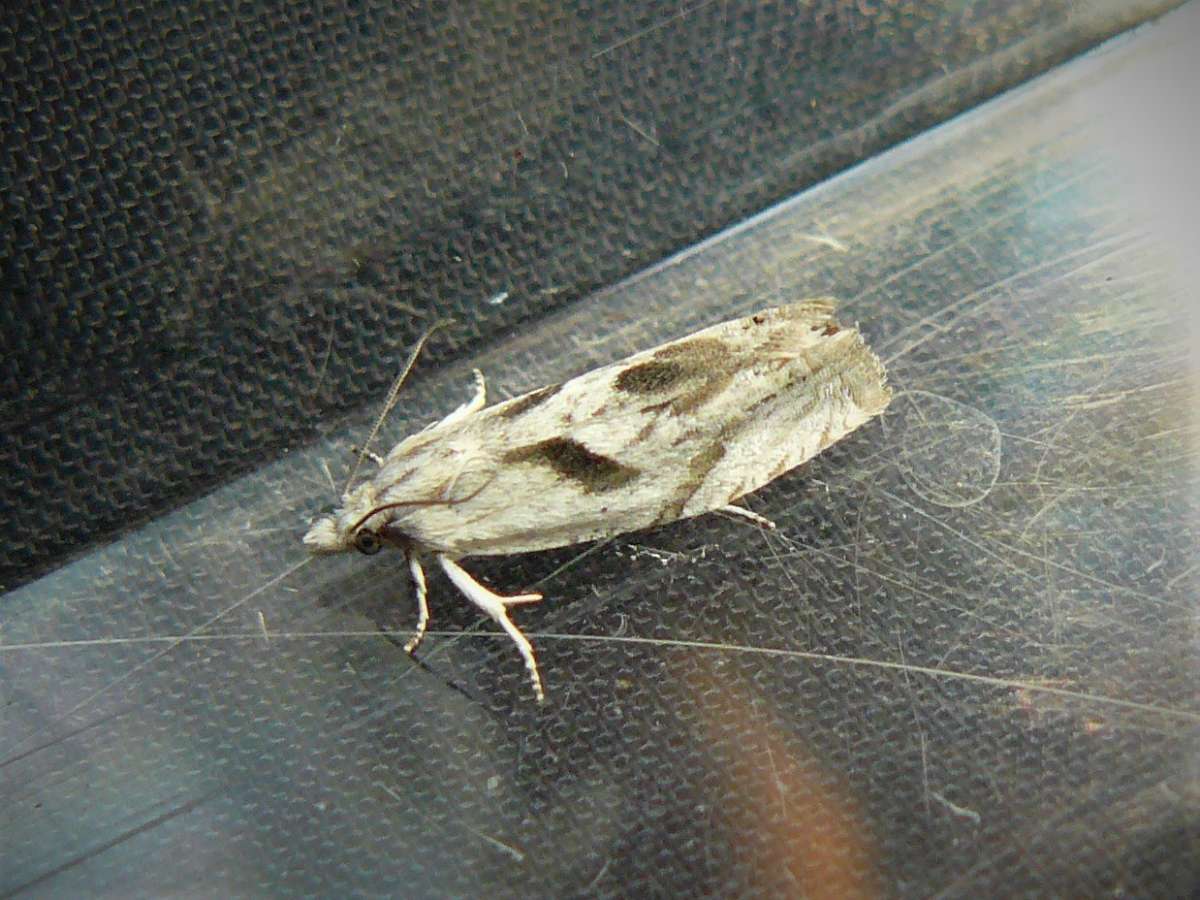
[4,6,1200,896]
[0,0,1181,590]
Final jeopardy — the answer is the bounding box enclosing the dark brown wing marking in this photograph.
[503,438,639,493]
[653,336,731,364]
[614,359,690,394]
[496,383,564,419]
[614,337,730,394]
[615,336,740,419]
[657,439,727,523]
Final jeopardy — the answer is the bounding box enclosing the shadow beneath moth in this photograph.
[304,300,891,701]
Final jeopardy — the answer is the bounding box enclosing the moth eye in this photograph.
[353,530,383,555]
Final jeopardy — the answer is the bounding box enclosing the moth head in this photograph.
[302,483,386,555]
[304,483,442,556]
[302,514,345,553]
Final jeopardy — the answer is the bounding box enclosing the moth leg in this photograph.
[432,369,488,431]
[466,368,487,410]
[404,550,431,654]
[437,555,546,703]
[718,504,776,530]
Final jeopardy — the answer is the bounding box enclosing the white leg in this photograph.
[431,369,488,431]
[467,368,487,410]
[719,504,776,530]
[438,555,546,702]
[404,551,430,654]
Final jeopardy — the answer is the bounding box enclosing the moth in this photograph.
[304,300,891,701]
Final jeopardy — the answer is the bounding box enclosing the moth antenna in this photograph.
[348,477,495,534]
[343,317,457,496]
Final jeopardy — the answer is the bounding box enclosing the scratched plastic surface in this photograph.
[4,11,1199,898]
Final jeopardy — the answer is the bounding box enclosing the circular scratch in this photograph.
[885,390,1001,508]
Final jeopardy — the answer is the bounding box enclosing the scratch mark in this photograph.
[320,459,337,496]
[174,525,303,551]
[2,790,219,896]
[619,113,660,147]
[9,629,1191,724]
[312,320,336,400]
[765,743,789,819]
[919,731,932,819]
[1062,378,1184,410]
[930,791,981,824]
[585,858,612,892]
[1165,562,1198,591]
[997,432,1078,454]
[1144,549,1167,575]
[462,823,526,863]
[881,490,1191,613]
[876,232,1128,366]
[592,0,722,58]
[382,784,525,862]
[1143,425,1196,441]
[0,557,311,762]
[1017,486,1078,543]
[797,232,848,253]
[523,633,1200,725]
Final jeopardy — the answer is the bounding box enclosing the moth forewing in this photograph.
[304,300,891,701]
